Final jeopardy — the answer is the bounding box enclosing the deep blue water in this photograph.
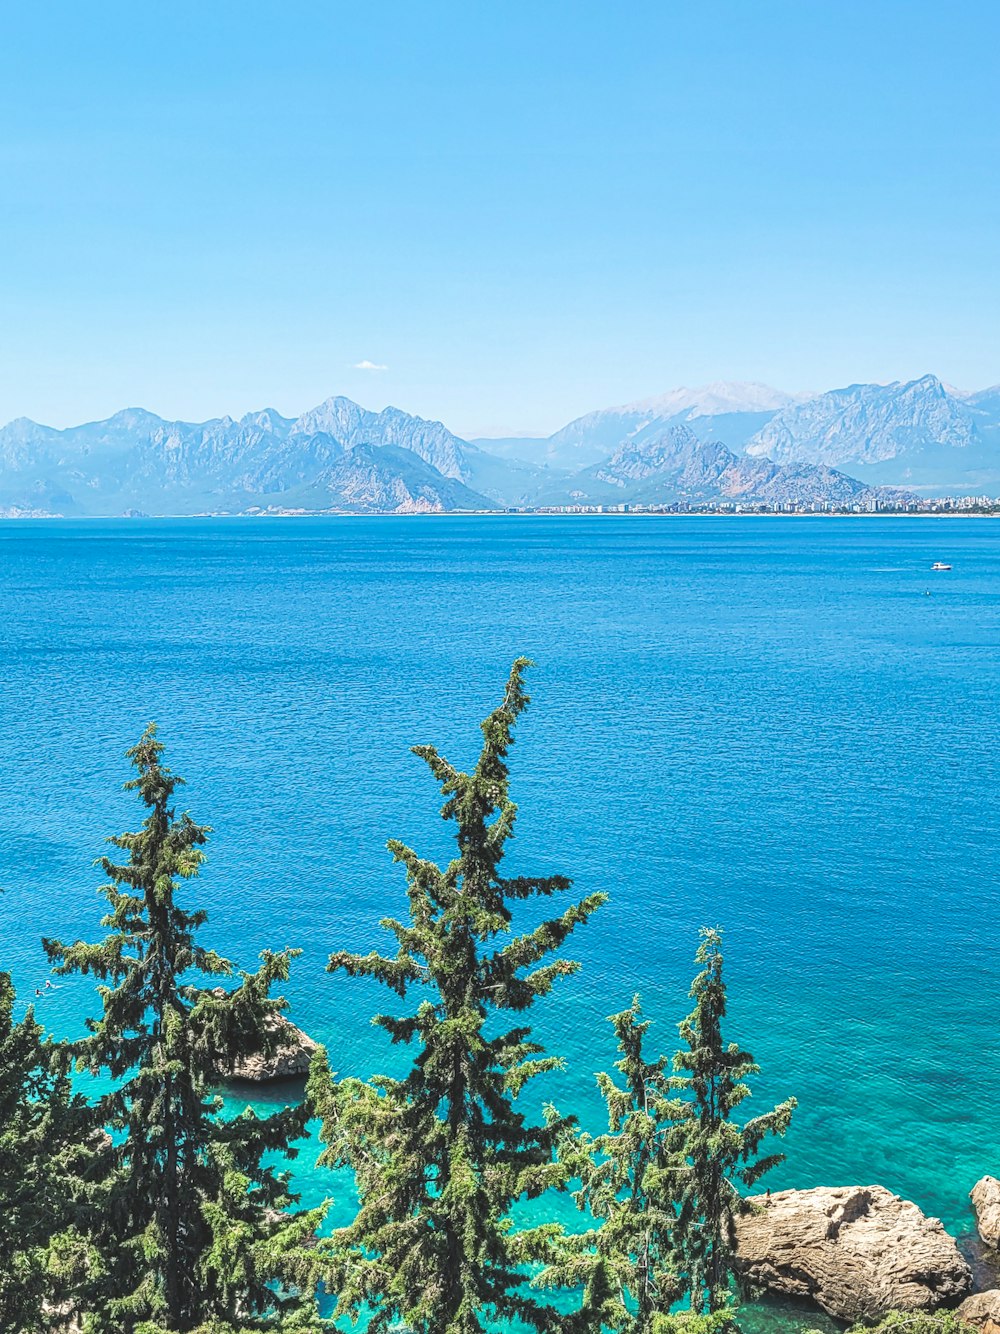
[0,515,997,1259]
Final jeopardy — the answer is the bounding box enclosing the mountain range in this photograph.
[744,376,1000,491]
[0,402,487,516]
[0,374,997,516]
[474,383,810,470]
[476,375,1000,495]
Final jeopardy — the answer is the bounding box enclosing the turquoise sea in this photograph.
[1,516,997,1286]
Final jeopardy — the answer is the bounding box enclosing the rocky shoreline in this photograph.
[730,1178,1000,1328]
[212,1004,1000,1331]
[205,997,1000,1333]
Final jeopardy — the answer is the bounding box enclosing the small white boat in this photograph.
[931,561,952,571]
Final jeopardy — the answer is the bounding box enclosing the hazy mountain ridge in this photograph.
[0,397,484,515]
[2,374,999,515]
[737,375,1000,493]
[746,375,973,464]
[288,398,467,479]
[250,444,499,514]
[476,375,1000,495]
[534,425,908,507]
[473,383,809,469]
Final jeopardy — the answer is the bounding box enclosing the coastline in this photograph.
[1,509,999,522]
[4,514,997,1249]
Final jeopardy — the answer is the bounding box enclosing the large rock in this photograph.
[733,1185,972,1321]
[958,1291,1000,1334]
[224,1015,318,1081]
[208,992,319,1083]
[972,1179,1000,1249]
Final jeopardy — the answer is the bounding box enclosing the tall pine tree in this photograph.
[539,996,683,1334]
[0,970,97,1332]
[670,929,795,1317]
[43,724,325,1334]
[311,658,606,1334]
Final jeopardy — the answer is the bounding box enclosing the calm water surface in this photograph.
[0,515,996,1268]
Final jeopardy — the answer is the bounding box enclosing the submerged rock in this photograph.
[733,1185,972,1321]
[958,1291,1000,1334]
[959,1231,1000,1295]
[972,1179,1000,1249]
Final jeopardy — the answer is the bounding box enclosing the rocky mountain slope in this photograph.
[744,375,1000,492]
[287,399,468,479]
[248,445,498,515]
[533,425,907,508]
[0,398,492,515]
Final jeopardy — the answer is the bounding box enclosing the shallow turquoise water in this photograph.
[0,515,997,1260]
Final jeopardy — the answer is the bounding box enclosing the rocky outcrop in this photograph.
[733,1185,972,1321]
[311,443,495,513]
[958,1291,1000,1334]
[41,1303,81,1333]
[958,1232,1000,1296]
[209,995,319,1083]
[972,1179,1000,1249]
[224,1016,317,1081]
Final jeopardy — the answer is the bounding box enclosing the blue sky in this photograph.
[1,1,997,436]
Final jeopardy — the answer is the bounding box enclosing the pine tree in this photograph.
[539,996,683,1334]
[43,724,326,1333]
[311,658,606,1334]
[0,970,97,1332]
[670,929,795,1317]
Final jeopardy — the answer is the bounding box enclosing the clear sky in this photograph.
[1,1,997,437]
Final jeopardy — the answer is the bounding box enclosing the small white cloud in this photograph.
[353,359,388,372]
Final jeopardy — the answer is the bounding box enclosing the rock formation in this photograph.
[958,1291,1000,1334]
[223,1016,318,1081]
[733,1185,972,1321]
[541,423,910,510]
[972,1178,1000,1249]
[207,992,319,1083]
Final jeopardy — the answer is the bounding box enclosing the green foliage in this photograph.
[43,724,326,1333]
[0,668,811,1333]
[313,658,607,1333]
[0,971,96,1332]
[538,996,685,1333]
[136,1317,329,1334]
[844,1313,976,1334]
[134,1318,329,1334]
[651,1302,740,1334]
[670,929,795,1314]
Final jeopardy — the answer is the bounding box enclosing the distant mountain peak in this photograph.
[2,374,999,514]
[744,374,979,475]
[238,407,293,432]
[0,394,477,514]
[0,416,48,437]
[310,443,494,514]
[289,395,469,480]
[524,381,806,470]
[104,407,166,429]
[621,381,807,417]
